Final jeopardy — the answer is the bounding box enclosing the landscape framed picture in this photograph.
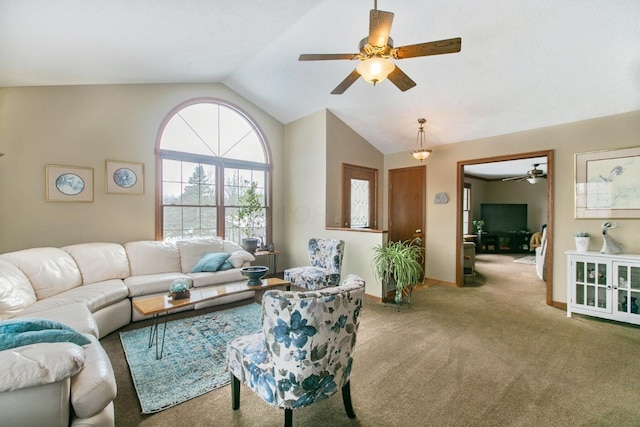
[46,164,94,202]
[575,146,640,218]
[105,160,144,195]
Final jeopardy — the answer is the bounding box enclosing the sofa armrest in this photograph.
[70,335,117,419]
[0,342,86,392]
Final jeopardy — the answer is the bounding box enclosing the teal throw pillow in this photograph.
[191,252,231,273]
[218,260,234,271]
[0,318,91,351]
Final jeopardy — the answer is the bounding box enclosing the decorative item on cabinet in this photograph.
[573,231,591,252]
[600,222,622,254]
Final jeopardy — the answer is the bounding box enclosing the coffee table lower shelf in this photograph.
[132,277,290,359]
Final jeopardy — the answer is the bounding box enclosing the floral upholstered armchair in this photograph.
[227,274,365,427]
[283,238,345,290]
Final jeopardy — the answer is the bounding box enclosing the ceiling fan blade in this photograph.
[331,69,361,94]
[369,9,394,47]
[387,65,416,92]
[299,53,358,61]
[394,37,462,59]
[501,176,527,182]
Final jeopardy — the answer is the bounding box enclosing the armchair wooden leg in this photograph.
[341,380,356,419]
[284,408,292,427]
[231,373,241,410]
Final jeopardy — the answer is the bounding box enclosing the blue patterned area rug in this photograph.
[120,303,262,414]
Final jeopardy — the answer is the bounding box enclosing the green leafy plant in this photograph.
[473,219,485,231]
[231,180,265,238]
[573,231,591,237]
[371,238,424,299]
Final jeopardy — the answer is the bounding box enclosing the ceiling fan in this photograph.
[502,164,548,184]
[298,1,462,94]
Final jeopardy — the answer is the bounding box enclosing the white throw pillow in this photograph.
[227,250,255,268]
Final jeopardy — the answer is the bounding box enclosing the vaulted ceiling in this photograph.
[1,0,639,156]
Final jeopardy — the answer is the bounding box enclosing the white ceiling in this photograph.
[464,157,547,180]
[1,0,639,158]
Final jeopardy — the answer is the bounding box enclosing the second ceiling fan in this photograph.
[502,164,548,183]
[298,1,462,94]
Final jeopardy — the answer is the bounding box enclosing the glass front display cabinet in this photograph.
[567,251,640,326]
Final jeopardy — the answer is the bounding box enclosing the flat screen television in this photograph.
[480,203,528,233]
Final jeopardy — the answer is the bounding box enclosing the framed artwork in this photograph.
[46,164,94,202]
[105,160,144,195]
[575,146,640,218]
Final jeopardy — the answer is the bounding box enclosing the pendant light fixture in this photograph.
[411,118,432,161]
[355,56,395,85]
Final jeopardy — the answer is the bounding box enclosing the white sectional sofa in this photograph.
[0,237,256,427]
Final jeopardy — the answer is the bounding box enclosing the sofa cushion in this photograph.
[176,237,224,273]
[0,248,82,300]
[191,252,231,273]
[70,334,117,419]
[0,259,36,320]
[16,302,99,337]
[189,268,245,288]
[17,280,129,317]
[0,341,86,393]
[124,240,181,276]
[124,272,192,297]
[0,318,91,351]
[62,242,130,285]
[227,250,255,268]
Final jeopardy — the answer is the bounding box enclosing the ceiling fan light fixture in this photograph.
[411,118,432,161]
[527,177,540,184]
[356,56,394,85]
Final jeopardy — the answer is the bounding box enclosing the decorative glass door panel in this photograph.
[615,264,640,314]
[574,260,609,311]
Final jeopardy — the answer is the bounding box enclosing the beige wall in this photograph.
[386,110,640,303]
[0,84,286,253]
[325,110,384,228]
[284,110,384,297]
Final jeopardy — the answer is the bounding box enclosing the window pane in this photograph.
[351,178,369,228]
[163,159,182,182]
[163,206,183,238]
[163,182,182,204]
[161,104,219,156]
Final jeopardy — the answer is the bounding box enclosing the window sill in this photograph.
[325,227,386,233]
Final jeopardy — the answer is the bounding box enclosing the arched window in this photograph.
[156,99,271,244]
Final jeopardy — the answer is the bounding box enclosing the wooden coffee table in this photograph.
[133,277,290,359]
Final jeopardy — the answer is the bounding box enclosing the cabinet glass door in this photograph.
[574,260,609,311]
[615,264,640,315]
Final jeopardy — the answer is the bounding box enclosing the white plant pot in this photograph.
[574,236,590,252]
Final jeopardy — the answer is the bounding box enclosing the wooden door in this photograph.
[388,166,426,244]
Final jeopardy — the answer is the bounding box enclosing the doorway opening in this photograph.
[456,150,555,306]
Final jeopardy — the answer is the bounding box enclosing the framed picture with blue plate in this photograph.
[105,160,144,195]
[46,164,94,202]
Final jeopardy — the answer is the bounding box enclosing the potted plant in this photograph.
[371,237,424,309]
[473,219,485,233]
[573,231,591,252]
[231,180,265,254]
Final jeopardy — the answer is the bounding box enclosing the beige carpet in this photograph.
[100,253,640,426]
